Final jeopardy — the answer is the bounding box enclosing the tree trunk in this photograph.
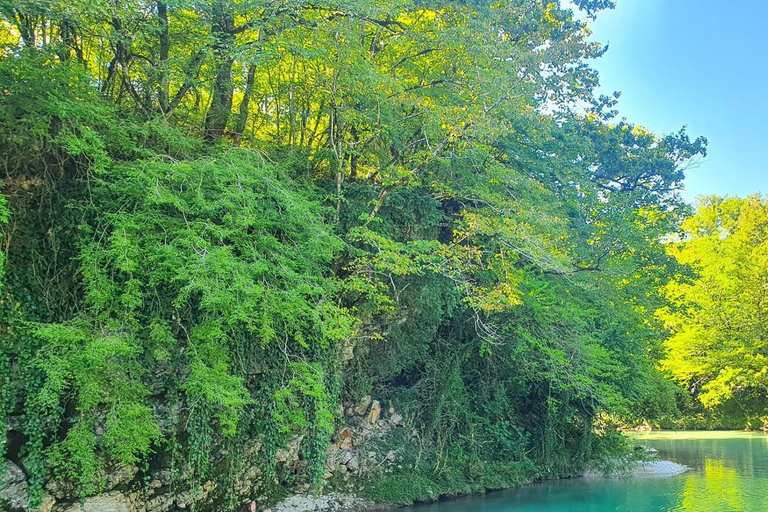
[203,3,236,145]
[233,64,257,146]
[350,126,359,180]
[157,1,170,113]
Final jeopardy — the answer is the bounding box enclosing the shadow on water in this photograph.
[399,431,768,512]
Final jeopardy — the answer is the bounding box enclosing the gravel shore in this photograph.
[631,460,689,477]
[584,459,689,479]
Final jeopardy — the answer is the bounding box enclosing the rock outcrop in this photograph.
[323,396,406,483]
[1,396,406,512]
[1,461,31,512]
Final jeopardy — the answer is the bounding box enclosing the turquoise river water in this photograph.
[402,431,768,512]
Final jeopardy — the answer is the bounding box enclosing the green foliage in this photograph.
[2,150,354,499]
[659,195,768,427]
[184,362,250,438]
[0,0,709,508]
[0,192,6,282]
[363,474,445,506]
[275,362,337,481]
[0,55,126,175]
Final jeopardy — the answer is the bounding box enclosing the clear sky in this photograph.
[581,0,768,203]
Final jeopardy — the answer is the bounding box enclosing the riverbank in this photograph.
[391,431,768,512]
[271,458,688,512]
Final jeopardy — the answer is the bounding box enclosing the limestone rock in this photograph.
[40,494,56,512]
[105,466,138,492]
[1,461,30,512]
[354,396,371,416]
[59,492,130,512]
[390,413,403,426]
[368,400,381,425]
[345,456,360,472]
[343,340,356,361]
[143,492,176,512]
[340,451,354,465]
[338,427,353,445]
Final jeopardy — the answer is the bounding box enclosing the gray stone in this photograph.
[59,492,130,512]
[346,456,360,472]
[354,396,371,416]
[343,341,356,361]
[272,493,373,512]
[340,451,354,465]
[105,466,138,492]
[1,461,30,512]
[390,413,403,426]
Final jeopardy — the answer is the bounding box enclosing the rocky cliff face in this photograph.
[1,459,227,512]
[1,397,405,512]
[324,396,404,482]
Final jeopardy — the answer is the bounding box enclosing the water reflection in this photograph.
[678,459,744,511]
[402,431,768,512]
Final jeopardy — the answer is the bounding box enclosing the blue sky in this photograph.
[581,0,768,203]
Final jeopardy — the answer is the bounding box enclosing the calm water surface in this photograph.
[402,431,768,512]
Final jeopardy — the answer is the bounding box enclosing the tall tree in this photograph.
[659,195,768,426]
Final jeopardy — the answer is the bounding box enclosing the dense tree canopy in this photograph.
[0,0,711,509]
[659,196,768,428]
